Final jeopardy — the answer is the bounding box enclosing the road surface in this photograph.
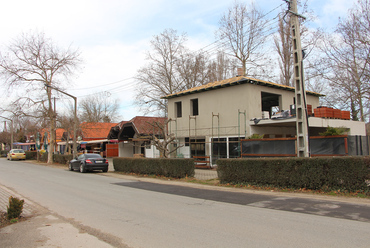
[0,159,370,247]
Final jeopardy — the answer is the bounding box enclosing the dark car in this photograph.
[69,153,109,173]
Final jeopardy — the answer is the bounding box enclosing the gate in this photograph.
[106,144,119,157]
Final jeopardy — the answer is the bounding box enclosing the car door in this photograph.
[72,154,84,169]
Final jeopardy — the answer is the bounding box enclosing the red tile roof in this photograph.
[80,122,119,141]
[129,116,167,135]
[40,128,68,142]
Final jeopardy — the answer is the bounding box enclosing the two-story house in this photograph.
[162,76,367,164]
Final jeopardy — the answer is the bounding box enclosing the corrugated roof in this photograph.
[162,76,324,99]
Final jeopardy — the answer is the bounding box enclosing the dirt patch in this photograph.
[0,211,29,229]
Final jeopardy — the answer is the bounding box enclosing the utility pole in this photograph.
[286,0,310,157]
[46,85,78,158]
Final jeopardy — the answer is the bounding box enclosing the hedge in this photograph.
[25,151,37,160]
[113,157,195,178]
[217,157,370,192]
[33,152,72,165]
[54,154,73,165]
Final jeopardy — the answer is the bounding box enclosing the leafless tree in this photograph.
[274,1,321,87]
[79,92,120,123]
[145,119,182,158]
[216,1,269,77]
[207,51,238,82]
[135,29,238,116]
[135,29,187,116]
[0,32,81,163]
[57,114,75,154]
[315,0,370,122]
[274,14,293,86]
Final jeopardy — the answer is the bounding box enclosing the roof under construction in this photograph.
[162,76,324,99]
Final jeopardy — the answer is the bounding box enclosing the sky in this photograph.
[0,0,356,121]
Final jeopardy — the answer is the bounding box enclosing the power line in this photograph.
[68,77,134,91]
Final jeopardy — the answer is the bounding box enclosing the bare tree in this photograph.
[316,0,370,122]
[135,29,238,116]
[79,92,120,123]
[146,119,182,158]
[135,29,187,116]
[0,32,81,163]
[274,14,293,86]
[207,51,238,82]
[274,1,321,87]
[216,1,269,77]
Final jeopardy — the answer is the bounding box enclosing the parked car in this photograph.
[7,149,26,161]
[69,153,108,173]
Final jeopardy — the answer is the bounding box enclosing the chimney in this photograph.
[237,68,244,76]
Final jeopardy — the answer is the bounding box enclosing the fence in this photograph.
[241,135,369,157]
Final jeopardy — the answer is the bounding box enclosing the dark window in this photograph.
[212,138,227,164]
[190,138,205,157]
[175,102,182,118]
[229,137,244,158]
[261,92,281,118]
[191,99,199,116]
[185,137,190,146]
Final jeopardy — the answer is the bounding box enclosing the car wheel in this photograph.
[69,163,74,171]
[102,168,108,173]
[79,164,86,173]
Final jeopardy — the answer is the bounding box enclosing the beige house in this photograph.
[162,76,367,163]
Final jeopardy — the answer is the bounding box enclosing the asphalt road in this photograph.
[1,159,370,248]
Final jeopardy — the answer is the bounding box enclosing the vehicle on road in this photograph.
[69,153,108,173]
[7,149,26,160]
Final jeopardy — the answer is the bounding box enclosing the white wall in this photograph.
[118,142,133,157]
[168,83,320,138]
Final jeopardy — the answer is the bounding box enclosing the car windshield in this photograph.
[13,150,25,153]
[85,154,102,159]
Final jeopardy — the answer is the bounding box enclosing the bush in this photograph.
[1,150,9,157]
[39,151,48,162]
[7,196,24,220]
[54,154,73,165]
[25,151,37,160]
[217,156,370,192]
[113,157,195,178]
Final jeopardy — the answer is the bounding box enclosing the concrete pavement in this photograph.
[1,160,369,247]
[0,184,115,248]
[0,161,218,248]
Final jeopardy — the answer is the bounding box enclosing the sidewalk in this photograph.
[0,185,115,248]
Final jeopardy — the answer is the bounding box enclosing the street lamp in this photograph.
[45,85,78,157]
[0,116,13,150]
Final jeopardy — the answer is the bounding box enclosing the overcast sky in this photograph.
[0,0,355,120]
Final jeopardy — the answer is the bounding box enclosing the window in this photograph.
[175,101,182,118]
[190,138,205,157]
[261,92,281,118]
[191,98,199,116]
[212,138,227,164]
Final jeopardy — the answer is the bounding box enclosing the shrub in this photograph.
[217,156,370,192]
[39,151,48,162]
[1,150,9,157]
[54,154,73,165]
[7,196,24,220]
[319,126,347,136]
[25,151,37,160]
[113,157,195,178]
